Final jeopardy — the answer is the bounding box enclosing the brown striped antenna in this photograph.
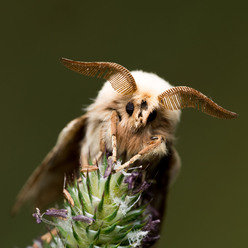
[158,86,238,119]
[60,58,137,95]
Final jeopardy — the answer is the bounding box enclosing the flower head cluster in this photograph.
[31,155,160,247]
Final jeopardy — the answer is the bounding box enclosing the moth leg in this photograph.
[115,135,164,172]
[110,110,118,163]
[80,155,98,173]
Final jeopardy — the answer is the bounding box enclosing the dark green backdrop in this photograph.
[1,0,247,247]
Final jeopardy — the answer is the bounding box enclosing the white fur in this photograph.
[82,71,181,161]
[132,70,174,95]
[89,70,177,111]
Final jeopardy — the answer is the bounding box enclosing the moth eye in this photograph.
[126,102,134,116]
[147,110,157,122]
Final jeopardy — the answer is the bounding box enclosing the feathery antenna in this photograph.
[158,86,238,119]
[60,58,137,95]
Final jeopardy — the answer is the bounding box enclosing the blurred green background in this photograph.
[1,0,247,247]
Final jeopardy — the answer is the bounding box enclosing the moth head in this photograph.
[118,71,181,130]
[122,94,159,130]
[60,58,238,126]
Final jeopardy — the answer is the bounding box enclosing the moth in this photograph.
[12,59,237,227]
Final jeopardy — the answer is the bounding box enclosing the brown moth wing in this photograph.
[60,58,137,95]
[12,115,88,214]
[143,144,180,245]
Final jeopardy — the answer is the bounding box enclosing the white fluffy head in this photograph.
[95,70,174,101]
[132,70,174,96]
[90,70,181,125]
[84,70,181,160]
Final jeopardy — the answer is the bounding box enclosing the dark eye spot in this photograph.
[147,110,157,122]
[116,111,122,121]
[141,100,148,110]
[126,102,134,116]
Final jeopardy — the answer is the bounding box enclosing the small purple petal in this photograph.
[104,158,113,178]
[142,215,161,247]
[32,213,42,224]
[44,208,68,219]
[143,234,160,243]
[72,215,94,224]
[147,219,160,232]
[124,172,140,190]
[143,215,160,232]
[133,181,151,194]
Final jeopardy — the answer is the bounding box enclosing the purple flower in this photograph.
[143,234,160,244]
[104,157,113,178]
[144,219,160,232]
[44,209,68,219]
[72,215,94,224]
[124,172,141,190]
[32,213,42,224]
[133,181,151,194]
[142,215,161,247]
[32,208,42,224]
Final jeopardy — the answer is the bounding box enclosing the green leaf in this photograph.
[98,191,105,213]
[127,193,141,207]
[86,171,93,204]
[104,174,112,197]
[93,207,97,221]
[120,207,145,225]
[65,244,74,248]
[77,182,88,214]
[116,174,124,187]
[112,228,132,243]
[102,153,108,172]
[93,225,102,242]
[72,224,82,245]
[101,222,118,234]
[103,205,119,222]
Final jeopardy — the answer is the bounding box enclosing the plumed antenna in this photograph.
[60,58,137,95]
[158,86,238,119]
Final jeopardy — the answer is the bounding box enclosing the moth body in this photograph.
[12,58,237,228]
[82,71,180,168]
